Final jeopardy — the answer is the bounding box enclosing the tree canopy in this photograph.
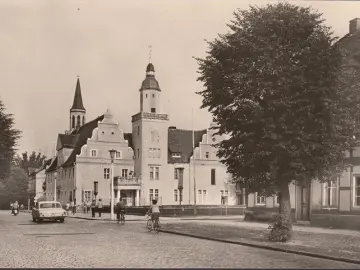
[0,99,21,181]
[196,2,360,228]
[13,151,46,174]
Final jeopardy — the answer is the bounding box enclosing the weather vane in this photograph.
[148,45,152,63]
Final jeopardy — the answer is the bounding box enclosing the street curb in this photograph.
[67,216,145,222]
[159,229,360,266]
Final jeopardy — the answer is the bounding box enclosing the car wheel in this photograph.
[60,218,65,223]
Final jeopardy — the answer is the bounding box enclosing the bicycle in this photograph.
[117,211,125,225]
[146,212,160,233]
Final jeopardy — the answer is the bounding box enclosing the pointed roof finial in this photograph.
[71,77,85,111]
[148,45,152,63]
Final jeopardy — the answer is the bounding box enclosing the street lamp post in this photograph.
[54,176,57,202]
[109,149,116,220]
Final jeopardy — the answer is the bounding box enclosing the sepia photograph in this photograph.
[1,0,360,268]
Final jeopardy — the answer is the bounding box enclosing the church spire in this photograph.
[69,76,86,131]
[71,76,85,111]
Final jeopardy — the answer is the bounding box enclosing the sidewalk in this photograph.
[66,212,178,221]
[161,219,360,264]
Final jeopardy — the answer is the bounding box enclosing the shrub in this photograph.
[267,213,292,242]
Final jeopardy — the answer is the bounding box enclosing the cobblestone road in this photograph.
[0,211,359,268]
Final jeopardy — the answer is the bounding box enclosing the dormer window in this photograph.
[172,153,181,158]
[115,151,122,159]
[205,152,209,159]
[91,149,97,157]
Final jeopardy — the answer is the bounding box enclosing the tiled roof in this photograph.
[62,115,105,168]
[70,78,85,111]
[58,134,78,150]
[168,128,207,163]
[46,157,58,173]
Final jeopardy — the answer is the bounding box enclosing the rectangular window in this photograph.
[155,167,159,180]
[91,149,97,157]
[255,192,266,205]
[148,148,153,158]
[198,190,202,204]
[174,189,178,202]
[274,193,280,206]
[149,189,154,203]
[84,191,91,202]
[150,166,154,180]
[104,168,110,179]
[115,151,122,159]
[155,189,159,199]
[237,189,246,206]
[156,148,161,158]
[174,168,180,180]
[205,152,209,159]
[211,169,216,185]
[151,108,156,113]
[202,190,206,204]
[137,126,140,136]
[323,179,338,208]
[355,176,360,207]
[122,169,128,178]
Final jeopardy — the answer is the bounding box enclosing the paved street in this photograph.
[0,211,359,268]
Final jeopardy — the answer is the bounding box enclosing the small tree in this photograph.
[196,2,360,240]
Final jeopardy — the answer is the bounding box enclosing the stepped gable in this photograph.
[62,115,105,168]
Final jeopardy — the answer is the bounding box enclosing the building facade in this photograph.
[45,64,236,207]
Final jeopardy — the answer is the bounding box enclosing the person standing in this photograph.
[91,199,96,218]
[66,202,70,215]
[97,199,103,218]
[87,200,91,214]
[70,200,75,215]
[83,201,87,214]
[73,199,77,214]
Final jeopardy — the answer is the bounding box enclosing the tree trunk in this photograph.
[278,182,293,231]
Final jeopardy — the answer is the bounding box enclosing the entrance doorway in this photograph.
[297,182,311,221]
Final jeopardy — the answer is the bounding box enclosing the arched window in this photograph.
[72,115,75,129]
[77,115,81,127]
[82,116,85,125]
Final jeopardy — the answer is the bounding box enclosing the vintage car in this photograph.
[32,201,67,223]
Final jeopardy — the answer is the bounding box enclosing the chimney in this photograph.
[349,18,360,34]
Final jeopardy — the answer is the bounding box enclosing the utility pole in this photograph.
[192,108,197,216]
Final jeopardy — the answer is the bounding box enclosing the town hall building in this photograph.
[44,63,236,207]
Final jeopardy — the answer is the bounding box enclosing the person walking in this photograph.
[97,199,103,218]
[66,202,70,215]
[83,201,87,214]
[91,199,96,218]
[70,200,75,215]
[87,200,91,214]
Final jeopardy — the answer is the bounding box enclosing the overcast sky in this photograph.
[1,0,360,157]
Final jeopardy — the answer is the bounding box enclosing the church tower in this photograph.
[70,77,86,131]
[132,63,169,203]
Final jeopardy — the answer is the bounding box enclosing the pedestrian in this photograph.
[91,199,96,217]
[71,200,75,215]
[83,201,87,214]
[73,199,77,214]
[87,200,91,214]
[97,199,103,218]
[66,202,70,215]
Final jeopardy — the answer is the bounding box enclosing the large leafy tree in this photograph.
[0,100,21,181]
[13,151,46,173]
[196,2,360,235]
[0,166,28,209]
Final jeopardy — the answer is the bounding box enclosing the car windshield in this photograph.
[39,203,62,209]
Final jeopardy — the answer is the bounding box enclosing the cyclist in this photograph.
[148,199,160,230]
[116,198,125,223]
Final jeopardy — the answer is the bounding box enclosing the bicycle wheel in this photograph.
[147,219,153,231]
[120,214,125,225]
